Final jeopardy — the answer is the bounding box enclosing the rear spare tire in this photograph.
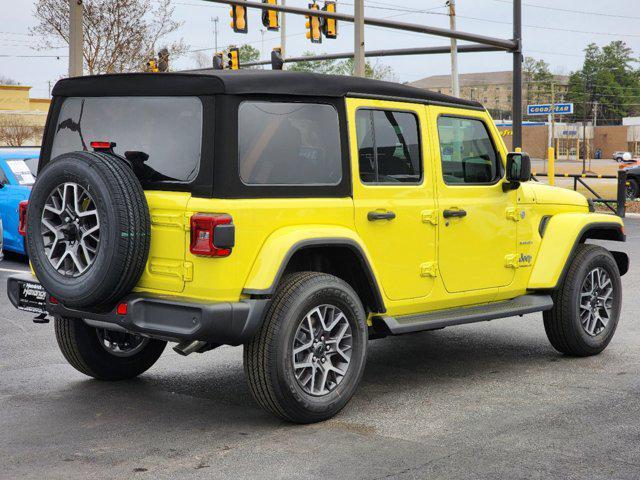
[26,151,150,308]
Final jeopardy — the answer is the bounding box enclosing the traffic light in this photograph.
[213,52,224,70]
[271,47,284,70]
[305,3,322,44]
[145,58,159,73]
[157,48,170,72]
[230,1,248,33]
[261,0,279,31]
[227,47,240,70]
[322,1,337,39]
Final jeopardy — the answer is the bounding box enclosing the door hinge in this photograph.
[420,262,438,277]
[149,259,193,281]
[421,209,439,225]
[505,254,519,268]
[506,207,522,222]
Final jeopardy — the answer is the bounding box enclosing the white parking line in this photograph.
[0,267,30,274]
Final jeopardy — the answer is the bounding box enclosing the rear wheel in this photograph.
[244,272,368,423]
[55,317,166,380]
[543,244,622,356]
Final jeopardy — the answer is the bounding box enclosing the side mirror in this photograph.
[503,152,531,190]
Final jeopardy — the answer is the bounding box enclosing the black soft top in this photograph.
[52,70,482,109]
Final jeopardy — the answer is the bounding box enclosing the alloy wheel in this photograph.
[292,304,353,396]
[40,182,100,277]
[579,267,614,337]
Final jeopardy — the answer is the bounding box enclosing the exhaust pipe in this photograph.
[173,340,207,356]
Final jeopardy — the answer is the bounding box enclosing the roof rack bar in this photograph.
[239,44,503,67]
[202,0,517,51]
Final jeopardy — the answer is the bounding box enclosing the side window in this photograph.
[437,116,500,185]
[356,109,421,184]
[238,101,342,186]
[0,167,7,185]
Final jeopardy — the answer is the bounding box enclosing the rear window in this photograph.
[51,96,203,184]
[238,101,342,185]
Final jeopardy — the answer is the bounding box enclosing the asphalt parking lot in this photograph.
[1,221,639,480]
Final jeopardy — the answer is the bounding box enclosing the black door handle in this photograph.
[443,209,467,219]
[367,211,396,221]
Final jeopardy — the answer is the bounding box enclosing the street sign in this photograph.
[527,103,574,115]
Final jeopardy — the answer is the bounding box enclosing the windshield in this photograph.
[51,96,203,184]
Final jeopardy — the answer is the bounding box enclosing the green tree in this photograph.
[238,44,260,65]
[566,42,640,125]
[522,56,554,105]
[288,52,396,81]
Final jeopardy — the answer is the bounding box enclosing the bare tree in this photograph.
[31,0,187,74]
[0,76,20,86]
[190,51,211,70]
[0,118,42,146]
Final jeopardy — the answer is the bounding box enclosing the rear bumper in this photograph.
[7,274,269,346]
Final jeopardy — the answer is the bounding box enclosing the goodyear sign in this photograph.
[527,103,574,115]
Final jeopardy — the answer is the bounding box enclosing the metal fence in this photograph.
[530,170,627,218]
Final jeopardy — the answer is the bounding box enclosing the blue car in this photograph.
[0,147,39,255]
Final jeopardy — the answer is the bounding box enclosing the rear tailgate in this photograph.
[136,191,191,293]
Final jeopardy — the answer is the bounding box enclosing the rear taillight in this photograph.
[190,214,235,257]
[18,200,28,236]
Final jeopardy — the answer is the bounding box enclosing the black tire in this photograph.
[615,156,622,163]
[55,317,166,380]
[244,272,368,423]
[543,244,622,356]
[626,178,639,200]
[27,151,150,308]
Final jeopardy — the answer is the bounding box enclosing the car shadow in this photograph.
[1,250,29,264]
[24,318,573,430]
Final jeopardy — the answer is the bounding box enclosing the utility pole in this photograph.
[260,29,266,68]
[448,0,460,97]
[354,0,365,77]
[512,0,522,150]
[280,0,286,65]
[550,81,556,152]
[212,17,219,53]
[68,0,83,77]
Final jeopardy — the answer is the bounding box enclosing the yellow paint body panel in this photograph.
[243,225,375,292]
[528,213,623,289]
[130,98,624,320]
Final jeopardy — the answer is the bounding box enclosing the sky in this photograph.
[1,0,639,98]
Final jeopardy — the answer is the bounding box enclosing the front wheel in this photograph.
[244,272,368,423]
[543,244,622,356]
[55,317,166,380]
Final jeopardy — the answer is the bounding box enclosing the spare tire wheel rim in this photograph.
[41,182,100,277]
[292,304,353,396]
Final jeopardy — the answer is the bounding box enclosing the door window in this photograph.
[356,109,421,184]
[437,116,500,185]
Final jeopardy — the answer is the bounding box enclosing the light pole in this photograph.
[448,0,460,97]
[68,0,83,77]
[354,0,365,77]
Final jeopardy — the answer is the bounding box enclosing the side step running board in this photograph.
[374,294,553,335]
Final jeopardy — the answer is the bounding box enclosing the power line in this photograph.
[456,14,640,38]
[491,0,640,21]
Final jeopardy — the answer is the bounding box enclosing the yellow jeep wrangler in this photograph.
[8,71,628,423]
